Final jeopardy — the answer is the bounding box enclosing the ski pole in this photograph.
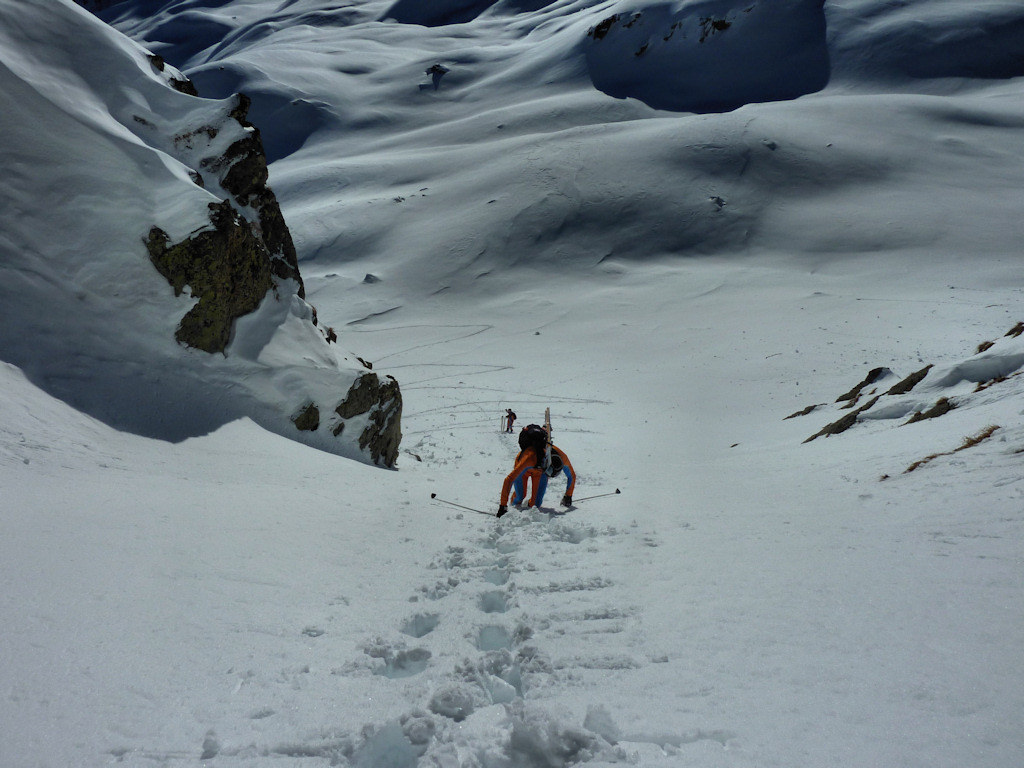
[430,493,495,516]
[573,488,621,503]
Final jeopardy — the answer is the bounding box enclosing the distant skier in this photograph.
[504,408,517,433]
[498,425,575,517]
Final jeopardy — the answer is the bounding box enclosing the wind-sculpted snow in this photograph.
[828,0,1024,81]
[73,0,1024,294]
[383,0,500,26]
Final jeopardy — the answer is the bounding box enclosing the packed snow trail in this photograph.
[326,432,701,766]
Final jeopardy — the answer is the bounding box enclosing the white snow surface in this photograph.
[3,0,1024,765]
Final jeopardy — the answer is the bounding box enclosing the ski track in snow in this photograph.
[94,313,697,766]
[334,324,688,763]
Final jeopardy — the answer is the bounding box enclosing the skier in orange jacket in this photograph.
[518,445,575,507]
[498,426,576,517]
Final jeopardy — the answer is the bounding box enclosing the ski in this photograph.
[543,407,553,472]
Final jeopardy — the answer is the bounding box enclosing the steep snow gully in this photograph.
[338,506,658,765]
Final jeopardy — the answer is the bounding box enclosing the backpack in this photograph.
[518,424,548,460]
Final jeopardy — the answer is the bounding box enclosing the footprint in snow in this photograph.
[400,612,440,638]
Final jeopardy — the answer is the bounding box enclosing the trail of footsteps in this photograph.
[331,511,664,765]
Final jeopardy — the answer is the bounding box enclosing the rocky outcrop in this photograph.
[144,90,304,356]
[216,94,303,295]
[793,322,1024,457]
[146,53,198,96]
[292,402,321,432]
[145,200,273,353]
[333,373,403,467]
[141,83,401,465]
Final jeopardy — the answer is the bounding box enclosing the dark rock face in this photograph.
[334,373,403,467]
[145,201,273,354]
[293,403,321,432]
[139,82,401,465]
[146,53,198,95]
[144,92,304,353]
[208,93,304,297]
[885,365,932,396]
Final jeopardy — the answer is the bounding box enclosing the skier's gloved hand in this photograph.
[497,505,508,518]
[561,495,572,507]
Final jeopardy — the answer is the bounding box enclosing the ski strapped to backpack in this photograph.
[544,407,553,475]
[516,410,564,477]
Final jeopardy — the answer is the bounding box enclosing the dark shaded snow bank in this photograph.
[585,0,830,112]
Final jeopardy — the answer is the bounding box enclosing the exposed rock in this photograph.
[293,403,320,431]
[589,15,620,41]
[885,364,932,396]
[146,90,305,352]
[140,79,400,464]
[784,403,824,420]
[425,63,449,90]
[145,200,273,354]
[699,16,732,43]
[146,53,198,95]
[213,93,304,296]
[334,373,403,467]
[804,396,878,443]
[905,397,955,425]
[836,366,890,406]
[336,373,385,419]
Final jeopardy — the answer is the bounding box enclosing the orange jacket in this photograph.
[500,446,543,506]
[499,444,576,505]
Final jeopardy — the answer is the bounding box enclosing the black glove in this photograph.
[561,495,572,507]
[497,505,508,518]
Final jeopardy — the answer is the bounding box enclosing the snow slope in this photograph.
[3,0,1024,765]
[0,0,381,459]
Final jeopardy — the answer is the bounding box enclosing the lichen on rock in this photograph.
[145,200,274,354]
[334,373,403,467]
[217,93,303,296]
